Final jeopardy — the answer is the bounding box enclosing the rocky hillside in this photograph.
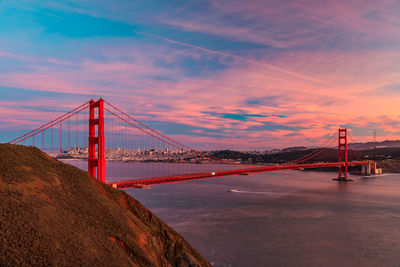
[0,144,211,267]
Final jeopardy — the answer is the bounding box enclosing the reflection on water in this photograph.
[65,160,242,181]
[67,161,400,266]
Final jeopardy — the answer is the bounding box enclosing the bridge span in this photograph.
[9,98,375,189]
[109,161,372,189]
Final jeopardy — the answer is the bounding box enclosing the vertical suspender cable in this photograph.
[68,119,70,151]
[59,121,62,153]
[51,127,53,154]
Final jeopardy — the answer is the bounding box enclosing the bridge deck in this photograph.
[107,161,370,189]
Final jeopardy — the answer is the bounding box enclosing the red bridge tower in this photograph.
[88,98,105,183]
[335,128,351,182]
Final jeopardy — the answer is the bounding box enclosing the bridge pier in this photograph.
[361,161,381,175]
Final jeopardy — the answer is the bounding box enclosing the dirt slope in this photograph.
[0,144,211,267]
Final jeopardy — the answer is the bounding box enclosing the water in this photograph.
[67,161,400,266]
[64,160,242,181]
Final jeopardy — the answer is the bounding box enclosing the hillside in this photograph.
[348,140,400,150]
[0,144,211,267]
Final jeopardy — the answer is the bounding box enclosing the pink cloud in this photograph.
[163,0,400,49]
[2,25,400,148]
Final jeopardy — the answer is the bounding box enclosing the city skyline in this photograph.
[1,1,400,149]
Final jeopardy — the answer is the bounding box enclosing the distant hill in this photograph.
[0,144,210,267]
[281,146,308,152]
[209,146,400,172]
[348,140,400,150]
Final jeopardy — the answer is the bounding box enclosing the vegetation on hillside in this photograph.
[210,147,400,173]
[0,144,211,267]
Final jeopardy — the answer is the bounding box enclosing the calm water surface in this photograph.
[68,161,400,266]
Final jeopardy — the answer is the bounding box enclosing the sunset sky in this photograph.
[1,0,400,149]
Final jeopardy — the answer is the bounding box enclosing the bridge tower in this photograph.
[336,128,351,182]
[88,98,105,183]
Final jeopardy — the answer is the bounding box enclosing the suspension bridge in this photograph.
[9,98,373,189]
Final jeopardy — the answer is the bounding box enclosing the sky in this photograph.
[1,0,400,150]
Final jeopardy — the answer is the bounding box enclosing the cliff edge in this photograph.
[0,144,211,267]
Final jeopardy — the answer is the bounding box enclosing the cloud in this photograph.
[165,0,400,50]
[37,9,138,38]
[1,0,400,148]
[144,33,330,84]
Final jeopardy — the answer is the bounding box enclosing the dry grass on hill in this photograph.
[0,144,210,267]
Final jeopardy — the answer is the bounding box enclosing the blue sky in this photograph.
[1,0,400,149]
